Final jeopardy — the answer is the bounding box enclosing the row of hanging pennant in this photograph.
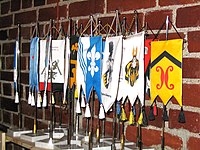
[13,12,185,126]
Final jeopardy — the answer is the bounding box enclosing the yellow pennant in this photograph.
[151,39,183,106]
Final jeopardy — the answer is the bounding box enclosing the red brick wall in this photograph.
[0,0,199,150]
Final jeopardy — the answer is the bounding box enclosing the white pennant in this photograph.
[99,104,105,119]
[81,94,86,108]
[28,91,32,104]
[15,92,19,103]
[76,99,81,114]
[42,93,47,107]
[85,103,91,118]
[31,93,35,106]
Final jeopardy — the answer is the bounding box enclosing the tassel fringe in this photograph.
[99,104,105,119]
[42,93,47,107]
[37,93,41,107]
[162,105,169,121]
[81,94,86,108]
[178,107,186,123]
[76,99,81,114]
[142,107,148,126]
[121,106,127,121]
[138,112,143,125]
[31,92,35,106]
[148,105,155,121]
[28,91,32,104]
[153,102,158,116]
[85,103,91,118]
[117,101,121,116]
[15,92,19,103]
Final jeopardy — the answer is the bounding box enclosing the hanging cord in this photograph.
[153,16,185,42]
[80,15,96,36]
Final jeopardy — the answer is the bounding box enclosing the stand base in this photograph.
[7,128,32,137]
[20,132,49,142]
[35,138,59,149]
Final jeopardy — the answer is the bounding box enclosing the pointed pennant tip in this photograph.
[99,104,105,119]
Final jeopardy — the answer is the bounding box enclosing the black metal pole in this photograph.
[111,101,116,150]
[17,24,22,129]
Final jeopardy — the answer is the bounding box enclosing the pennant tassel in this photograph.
[178,107,186,123]
[116,101,121,116]
[85,103,91,118]
[52,94,55,105]
[148,105,155,121]
[121,106,127,122]
[162,105,169,121]
[138,112,143,125]
[15,91,19,103]
[81,94,86,108]
[76,99,81,114]
[129,110,134,125]
[142,107,148,126]
[37,93,41,107]
[99,104,105,119]
[31,92,35,106]
[153,101,158,116]
[42,93,47,107]
[28,91,32,105]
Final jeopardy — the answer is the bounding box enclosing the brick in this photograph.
[187,137,200,150]
[174,84,200,108]
[8,28,17,40]
[5,56,13,70]
[24,117,34,130]
[145,10,172,30]
[165,132,183,149]
[39,7,57,22]
[37,121,48,129]
[69,0,104,17]
[47,0,57,4]
[177,5,200,28]
[22,0,32,9]
[1,97,18,112]
[183,58,200,78]
[0,57,5,70]
[142,128,163,147]
[1,1,10,15]
[3,42,15,55]
[159,0,200,6]
[13,113,19,127]
[21,72,29,84]
[15,10,36,25]
[0,30,8,40]
[3,111,11,124]
[20,56,27,70]
[22,42,30,53]
[1,71,13,81]
[34,0,45,7]
[23,101,43,119]
[188,31,200,52]
[125,125,137,143]
[3,83,12,96]
[169,109,199,133]
[107,0,156,12]
[0,15,13,28]
[11,0,20,12]
[21,27,31,40]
